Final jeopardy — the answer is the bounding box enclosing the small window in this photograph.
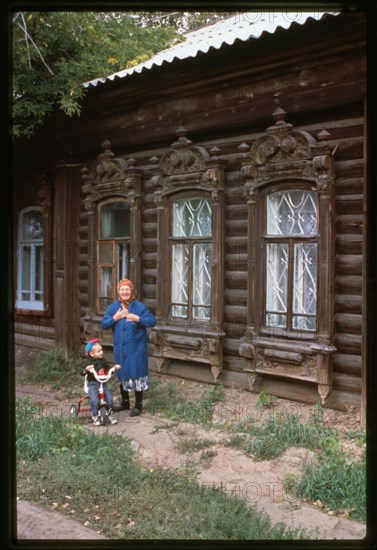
[98,201,130,312]
[16,208,44,310]
[264,189,318,332]
[171,197,212,320]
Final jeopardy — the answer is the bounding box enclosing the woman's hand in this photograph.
[113,307,128,321]
[125,312,140,323]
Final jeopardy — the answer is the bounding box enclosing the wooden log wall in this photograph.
[103,108,363,409]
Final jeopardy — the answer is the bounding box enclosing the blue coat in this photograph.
[101,300,156,380]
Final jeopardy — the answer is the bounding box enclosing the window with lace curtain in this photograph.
[171,197,212,321]
[16,208,44,310]
[97,200,130,312]
[264,189,318,333]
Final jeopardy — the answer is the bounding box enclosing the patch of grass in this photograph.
[234,411,339,461]
[16,398,311,540]
[20,348,81,394]
[256,391,279,409]
[345,430,366,447]
[293,448,366,522]
[145,380,225,426]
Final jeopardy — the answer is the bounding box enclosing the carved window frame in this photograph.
[151,128,226,382]
[96,197,132,314]
[239,107,337,405]
[260,183,319,338]
[168,191,213,325]
[81,141,142,343]
[14,179,53,317]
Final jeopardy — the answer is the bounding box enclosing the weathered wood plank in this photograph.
[335,254,363,276]
[334,313,362,334]
[335,235,362,255]
[335,214,363,234]
[335,275,362,294]
[335,333,362,354]
[224,305,247,324]
[332,372,362,394]
[333,353,361,376]
[225,271,247,288]
[335,195,363,215]
[335,294,362,314]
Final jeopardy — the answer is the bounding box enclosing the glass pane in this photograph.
[293,243,317,324]
[293,316,317,332]
[22,211,43,241]
[35,245,44,292]
[172,305,188,318]
[267,190,317,236]
[172,198,212,237]
[100,267,113,303]
[101,202,130,239]
[193,243,211,319]
[98,242,113,264]
[266,243,288,326]
[21,246,31,291]
[266,312,286,329]
[118,243,130,280]
[172,244,189,318]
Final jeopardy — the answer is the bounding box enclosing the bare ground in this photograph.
[13,347,367,542]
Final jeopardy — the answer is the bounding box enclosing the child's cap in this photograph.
[85,338,101,356]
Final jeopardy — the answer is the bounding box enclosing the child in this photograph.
[81,338,121,426]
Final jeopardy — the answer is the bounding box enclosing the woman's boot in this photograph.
[116,385,130,411]
[130,391,143,416]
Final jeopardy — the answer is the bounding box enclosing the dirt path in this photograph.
[14,350,366,541]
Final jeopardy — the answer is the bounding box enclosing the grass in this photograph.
[18,354,367,525]
[16,397,310,540]
[145,378,366,522]
[145,379,225,426]
[20,348,82,396]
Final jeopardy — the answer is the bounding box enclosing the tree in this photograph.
[11,12,181,139]
[11,11,233,139]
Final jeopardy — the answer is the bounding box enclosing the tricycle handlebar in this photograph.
[89,366,117,383]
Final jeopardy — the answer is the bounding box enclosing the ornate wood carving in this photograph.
[240,104,337,404]
[151,127,226,382]
[81,140,142,340]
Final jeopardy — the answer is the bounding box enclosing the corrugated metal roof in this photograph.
[84,11,339,88]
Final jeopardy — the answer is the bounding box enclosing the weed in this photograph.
[256,391,279,409]
[21,349,81,393]
[295,450,366,522]
[16,401,312,540]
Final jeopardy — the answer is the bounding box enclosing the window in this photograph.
[98,200,130,312]
[16,208,44,310]
[264,189,318,332]
[171,197,212,320]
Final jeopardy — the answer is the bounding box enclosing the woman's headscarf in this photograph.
[117,279,135,304]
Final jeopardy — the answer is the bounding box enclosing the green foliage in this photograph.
[294,448,366,522]
[145,380,224,426]
[11,12,181,138]
[16,399,310,539]
[21,348,81,391]
[256,390,279,409]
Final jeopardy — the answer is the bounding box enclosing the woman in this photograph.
[101,279,156,416]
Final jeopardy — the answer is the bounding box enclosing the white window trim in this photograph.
[16,206,45,311]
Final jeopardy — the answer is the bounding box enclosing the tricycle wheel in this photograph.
[99,406,107,426]
[70,404,78,419]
